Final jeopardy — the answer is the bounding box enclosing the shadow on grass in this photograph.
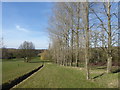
[92,73,105,79]
[112,69,120,73]
[92,67,120,79]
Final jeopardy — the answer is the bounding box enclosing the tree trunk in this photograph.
[85,1,90,80]
[107,1,112,73]
[71,30,74,66]
[76,2,80,67]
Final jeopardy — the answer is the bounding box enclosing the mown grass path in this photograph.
[15,63,119,88]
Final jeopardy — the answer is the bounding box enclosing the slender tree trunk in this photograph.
[76,2,80,67]
[71,29,74,66]
[67,35,70,66]
[71,10,74,66]
[76,30,79,67]
[85,2,90,80]
[107,1,112,73]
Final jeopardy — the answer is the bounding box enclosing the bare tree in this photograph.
[90,2,118,73]
[19,41,35,62]
[84,1,90,80]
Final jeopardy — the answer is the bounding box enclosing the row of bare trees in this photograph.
[48,2,118,79]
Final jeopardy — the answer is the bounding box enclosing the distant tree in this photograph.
[19,41,35,62]
[2,47,8,59]
[40,50,50,60]
[0,37,2,59]
[1,38,12,59]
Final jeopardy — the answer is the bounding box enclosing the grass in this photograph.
[15,63,119,88]
[2,57,43,84]
[0,59,2,85]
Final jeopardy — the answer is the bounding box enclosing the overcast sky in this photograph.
[2,2,54,49]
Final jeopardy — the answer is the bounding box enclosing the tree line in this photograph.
[1,41,44,62]
[48,2,118,79]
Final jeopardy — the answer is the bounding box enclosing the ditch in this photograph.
[2,64,44,90]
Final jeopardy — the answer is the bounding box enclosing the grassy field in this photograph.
[15,63,119,88]
[2,57,43,84]
[0,59,2,85]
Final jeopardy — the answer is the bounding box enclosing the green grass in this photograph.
[0,59,2,85]
[15,63,119,88]
[2,57,42,84]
